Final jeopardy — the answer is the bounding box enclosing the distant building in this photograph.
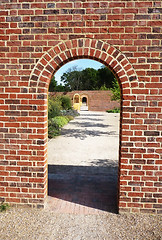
[49,90,120,111]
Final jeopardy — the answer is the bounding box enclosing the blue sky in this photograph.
[54,59,104,84]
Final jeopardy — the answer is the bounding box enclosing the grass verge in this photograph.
[106,107,120,113]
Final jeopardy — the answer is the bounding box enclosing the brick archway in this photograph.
[29,38,138,93]
[26,38,139,212]
[1,1,161,214]
[0,34,161,213]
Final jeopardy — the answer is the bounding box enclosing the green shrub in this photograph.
[48,96,62,119]
[106,107,120,113]
[48,118,60,138]
[48,116,70,138]
[48,95,72,119]
[60,96,72,110]
[61,109,80,117]
[110,78,121,101]
[53,116,69,128]
[0,202,9,212]
[66,115,74,121]
[48,126,60,138]
[48,95,77,138]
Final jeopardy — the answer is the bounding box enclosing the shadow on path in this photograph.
[61,128,117,139]
[68,121,110,128]
[81,113,104,117]
[48,163,118,214]
[77,118,103,122]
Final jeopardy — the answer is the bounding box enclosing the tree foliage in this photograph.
[60,66,116,91]
[49,65,120,95]
[110,78,121,101]
[61,67,82,91]
[81,68,99,90]
[49,75,66,92]
[49,76,57,92]
[97,66,116,89]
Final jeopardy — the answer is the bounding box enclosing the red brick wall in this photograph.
[49,90,120,111]
[0,1,161,214]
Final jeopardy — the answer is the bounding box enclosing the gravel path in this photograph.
[48,111,120,166]
[0,208,161,240]
[1,111,161,239]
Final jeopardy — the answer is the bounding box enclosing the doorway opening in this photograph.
[82,97,87,105]
[74,95,80,103]
[81,95,89,111]
[73,93,81,111]
[47,59,120,214]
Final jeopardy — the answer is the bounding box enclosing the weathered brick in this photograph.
[148,8,162,14]
[31,16,47,22]
[44,9,59,15]
[0,47,9,52]
[19,47,34,52]
[147,46,162,51]
[144,131,160,136]
[6,16,21,22]
[135,15,151,20]
[47,3,55,8]
[19,23,34,28]
[31,29,47,34]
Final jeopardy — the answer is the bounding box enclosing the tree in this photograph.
[81,68,98,90]
[49,76,57,92]
[55,84,66,92]
[49,76,66,92]
[61,66,83,91]
[59,64,120,93]
[97,66,115,89]
[99,84,109,90]
[61,66,99,91]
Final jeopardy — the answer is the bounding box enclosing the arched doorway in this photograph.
[82,97,87,104]
[73,93,81,111]
[29,38,139,212]
[81,95,88,111]
[81,96,88,106]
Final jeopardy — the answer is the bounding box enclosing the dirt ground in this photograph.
[0,207,161,240]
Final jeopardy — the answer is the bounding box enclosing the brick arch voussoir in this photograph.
[29,38,139,94]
